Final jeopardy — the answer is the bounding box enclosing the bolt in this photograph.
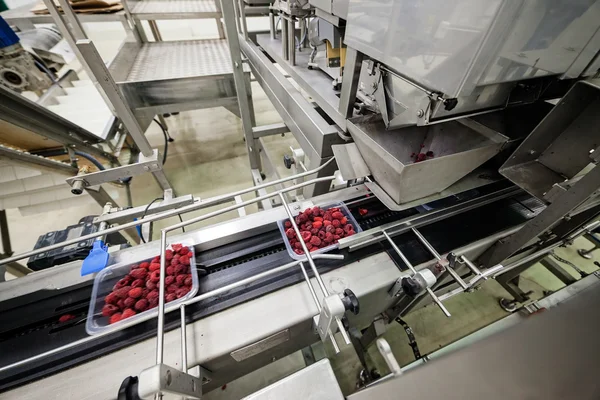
[143,166,150,171]
[371,82,377,89]
[234,61,239,68]
[529,150,536,155]
[417,109,425,118]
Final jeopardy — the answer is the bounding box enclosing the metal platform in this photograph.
[108,39,251,120]
[129,0,220,19]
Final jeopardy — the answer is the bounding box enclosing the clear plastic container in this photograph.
[277,201,362,260]
[86,244,198,335]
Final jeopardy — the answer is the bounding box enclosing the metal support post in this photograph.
[299,17,306,49]
[269,11,276,39]
[281,16,289,60]
[479,165,600,269]
[148,20,163,41]
[0,210,12,256]
[288,17,296,66]
[219,0,261,170]
[338,48,363,119]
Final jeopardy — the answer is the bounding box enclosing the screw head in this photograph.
[417,109,425,118]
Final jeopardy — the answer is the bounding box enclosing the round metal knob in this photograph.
[341,289,360,315]
[283,154,295,169]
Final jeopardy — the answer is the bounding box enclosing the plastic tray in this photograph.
[277,201,362,260]
[86,244,198,335]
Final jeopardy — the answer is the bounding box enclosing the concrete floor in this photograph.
[3,16,600,400]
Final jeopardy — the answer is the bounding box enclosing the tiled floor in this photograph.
[3,15,600,400]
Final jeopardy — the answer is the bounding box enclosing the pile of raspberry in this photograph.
[284,206,356,255]
[101,243,193,324]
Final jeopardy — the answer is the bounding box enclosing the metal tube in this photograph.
[0,158,336,267]
[281,17,288,60]
[299,17,306,49]
[445,266,469,290]
[426,287,451,317]
[238,0,249,40]
[382,231,416,274]
[411,228,442,260]
[0,210,12,256]
[156,231,168,364]
[460,255,484,277]
[299,262,321,310]
[180,305,187,373]
[299,262,341,354]
[288,17,296,66]
[269,12,276,39]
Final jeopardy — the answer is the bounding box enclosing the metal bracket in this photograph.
[93,194,195,225]
[138,363,202,399]
[66,149,163,190]
[317,294,346,342]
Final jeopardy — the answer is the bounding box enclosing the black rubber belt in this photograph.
[395,317,422,360]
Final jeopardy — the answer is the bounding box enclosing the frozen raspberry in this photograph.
[313,216,323,222]
[165,276,175,286]
[149,297,159,308]
[172,243,183,252]
[147,290,159,299]
[128,264,139,272]
[146,280,156,290]
[102,304,119,317]
[117,299,125,310]
[122,309,136,319]
[306,243,313,250]
[166,266,175,275]
[300,231,311,241]
[346,230,355,236]
[178,247,189,256]
[294,242,302,250]
[149,263,161,272]
[305,222,313,230]
[131,279,144,288]
[323,220,332,227]
[332,219,341,228]
[176,287,190,298]
[59,314,75,323]
[128,287,143,299]
[170,258,181,267]
[332,211,344,220]
[340,217,348,224]
[312,206,321,216]
[134,299,149,312]
[312,221,323,229]
[109,313,122,324]
[344,224,354,233]
[124,297,136,308]
[149,270,160,283]
[165,249,174,260]
[325,232,334,243]
[113,277,131,290]
[184,275,193,287]
[130,268,147,279]
[318,231,326,240]
[310,236,321,246]
[174,264,185,275]
[180,255,190,266]
[105,292,119,305]
[310,228,319,235]
[285,228,296,239]
[114,286,131,299]
[358,208,368,216]
[333,235,341,241]
[304,208,313,216]
[335,228,344,235]
[166,293,177,302]
[176,275,186,286]
[167,284,178,294]
[323,212,332,221]
[293,248,304,255]
[140,262,150,270]
[152,256,160,264]
[310,246,318,252]
[284,220,292,229]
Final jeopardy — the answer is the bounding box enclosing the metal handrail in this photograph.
[0,158,336,267]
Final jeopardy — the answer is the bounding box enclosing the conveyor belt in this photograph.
[0,182,540,391]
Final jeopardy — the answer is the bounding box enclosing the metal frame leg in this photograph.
[0,210,12,256]
[339,48,363,119]
[219,0,261,170]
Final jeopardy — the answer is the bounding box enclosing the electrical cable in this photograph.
[139,197,163,243]
[152,118,170,165]
[550,251,588,277]
[74,151,132,184]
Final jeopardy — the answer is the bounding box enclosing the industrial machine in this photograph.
[1,0,600,399]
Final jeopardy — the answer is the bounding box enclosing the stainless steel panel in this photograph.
[243,359,344,400]
[241,37,343,159]
[500,78,600,200]
[256,34,346,130]
[331,143,371,180]
[345,0,600,97]
[348,115,507,204]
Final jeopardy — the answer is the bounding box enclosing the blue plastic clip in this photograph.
[81,240,109,276]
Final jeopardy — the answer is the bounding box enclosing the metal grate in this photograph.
[131,0,218,14]
[126,40,235,82]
